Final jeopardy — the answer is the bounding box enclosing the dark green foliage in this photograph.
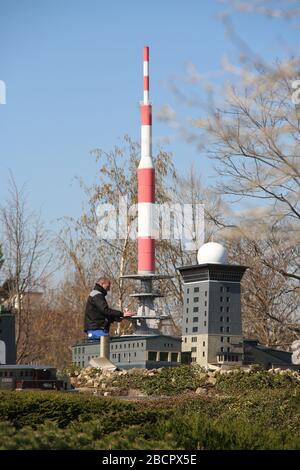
[0,391,161,429]
[1,369,300,449]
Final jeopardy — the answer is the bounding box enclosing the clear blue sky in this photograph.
[0,0,298,228]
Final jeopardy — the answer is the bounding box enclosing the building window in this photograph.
[88,356,90,361]
[220,296,223,302]
[220,326,224,332]
[203,351,205,357]
[220,286,224,292]
[124,344,126,348]
[227,347,230,352]
[192,327,198,333]
[186,308,189,313]
[220,316,223,322]
[191,357,197,363]
[186,318,188,323]
[226,307,230,313]
[226,316,230,322]
[82,347,85,353]
[226,287,230,292]
[204,311,207,316]
[187,288,190,294]
[220,347,224,352]
[227,337,230,343]
[184,338,187,343]
[193,317,198,322]
[187,298,189,304]
[191,347,197,353]
[82,361,84,367]
[171,353,178,362]
[205,291,207,297]
[194,297,199,302]
[204,301,207,306]
[134,352,136,357]
[185,328,188,333]
[193,307,199,313]
[148,351,157,361]
[220,306,223,312]
[227,297,230,302]
[203,341,205,346]
[78,348,81,354]
[159,352,169,361]
[204,321,207,326]
[226,327,230,333]
[191,337,197,343]
[137,343,139,347]
[194,287,199,293]
[220,336,224,342]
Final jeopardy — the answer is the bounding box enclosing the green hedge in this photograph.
[0,391,164,429]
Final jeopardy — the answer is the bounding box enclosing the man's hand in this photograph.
[123,308,135,317]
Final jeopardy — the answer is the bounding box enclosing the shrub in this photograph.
[112,365,206,395]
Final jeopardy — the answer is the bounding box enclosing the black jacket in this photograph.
[84,284,123,332]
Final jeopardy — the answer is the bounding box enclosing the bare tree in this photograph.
[0,175,53,362]
[58,136,178,336]
[228,236,299,348]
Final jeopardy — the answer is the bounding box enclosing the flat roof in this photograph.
[177,263,248,271]
[73,334,182,347]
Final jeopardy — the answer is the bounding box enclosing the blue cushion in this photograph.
[87,329,109,339]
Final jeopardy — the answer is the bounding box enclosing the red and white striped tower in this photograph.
[121,47,172,335]
[138,46,155,275]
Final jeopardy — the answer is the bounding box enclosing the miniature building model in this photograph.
[178,242,247,368]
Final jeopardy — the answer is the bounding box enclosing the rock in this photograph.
[274,368,281,374]
[101,383,106,390]
[207,375,217,385]
[127,368,144,375]
[127,388,147,397]
[103,392,110,397]
[195,387,208,396]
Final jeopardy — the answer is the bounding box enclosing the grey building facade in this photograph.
[243,339,300,370]
[0,308,16,365]
[72,334,183,369]
[178,263,247,368]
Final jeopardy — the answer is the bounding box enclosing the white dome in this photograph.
[197,242,228,265]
